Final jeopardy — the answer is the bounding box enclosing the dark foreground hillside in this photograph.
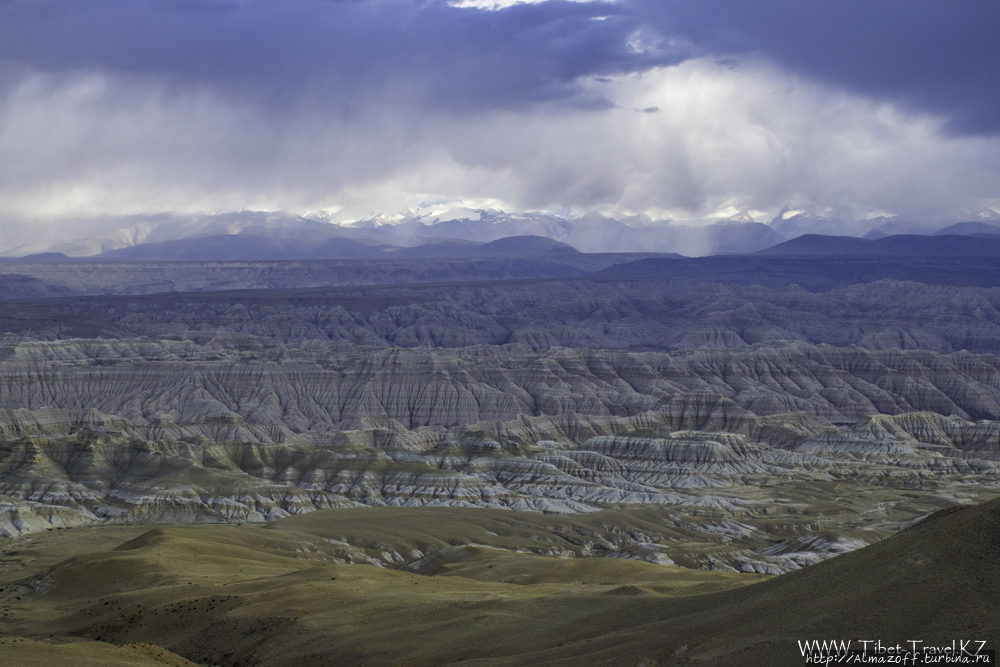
[0,498,996,666]
[630,494,1000,665]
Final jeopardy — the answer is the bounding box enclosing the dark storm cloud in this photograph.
[0,0,997,226]
[636,0,1000,135]
[0,0,672,112]
[0,0,996,131]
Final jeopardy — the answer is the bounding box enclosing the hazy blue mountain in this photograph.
[932,221,1000,236]
[402,235,580,258]
[91,233,582,262]
[96,234,350,261]
[2,208,796,259]
[755,234,878,256]
[756,233,1000,256]
[0,252,76,263]
[564,215,785,255]
[768,210,886,239]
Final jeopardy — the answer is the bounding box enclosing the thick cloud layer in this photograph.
[0,0,997,227]
[640,0,1000,136]
[3,1,996,129]
[0,0,661,112]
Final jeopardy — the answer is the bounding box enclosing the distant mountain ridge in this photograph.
[7,205,1000,262]
[93,234,582,262]
[767,204,1000,240]
[932,221,1000,236]
[0,208,785,259]
[756,233,1000,256]
[334,210,786,256]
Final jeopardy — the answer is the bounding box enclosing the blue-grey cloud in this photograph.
[0,0,997,230]
[0,0,669,113]
[1,0,996,132]
[635,0,1000,135]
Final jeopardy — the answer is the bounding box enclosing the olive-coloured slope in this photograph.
[0,638,198,667]
[570,494,1000,666]
[1,511,761,667]
[2,499,997,666]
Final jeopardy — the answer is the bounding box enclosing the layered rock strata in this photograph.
[3,338,1000,430]
[0,405,997,572]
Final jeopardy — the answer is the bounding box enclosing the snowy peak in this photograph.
[417,207,484,224]
[348,212,407,228]
[721,209,756,224]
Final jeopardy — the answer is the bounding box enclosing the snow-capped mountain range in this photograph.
[2,205,998,260]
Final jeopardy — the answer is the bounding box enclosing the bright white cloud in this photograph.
[0,58,998,233]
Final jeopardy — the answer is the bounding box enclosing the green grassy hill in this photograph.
[1,500,996,665]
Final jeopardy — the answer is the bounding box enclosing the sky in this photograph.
[1,0,998,233]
